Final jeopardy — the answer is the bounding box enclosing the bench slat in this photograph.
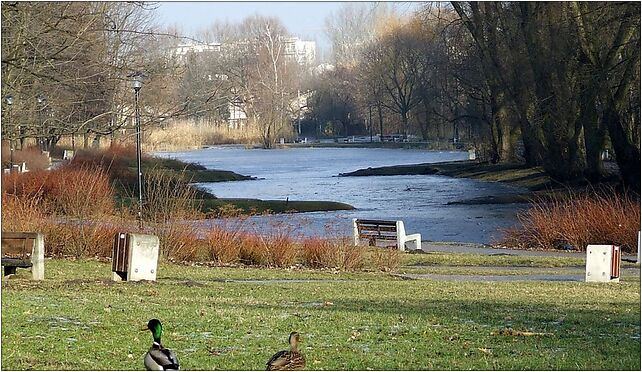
[358,235,397,241]
[356,219,399,242]
[359,231,398,237]
[1,258,33,268]
[358,226,398,233]
[1,232,39,239]
[1,238,33,258]
[355,219,396,226]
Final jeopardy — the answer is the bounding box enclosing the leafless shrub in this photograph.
[500,189,640,253]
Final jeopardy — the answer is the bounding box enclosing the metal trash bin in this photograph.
[585,245,621,283]
[112,232,159,282]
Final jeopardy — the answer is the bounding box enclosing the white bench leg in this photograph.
[414,235,421,251]
[396,221,405,251]
[31,233,45,280]
[402,234,422,251]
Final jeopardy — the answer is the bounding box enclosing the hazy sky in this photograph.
[154,1,419,55]
[156,2,344,42]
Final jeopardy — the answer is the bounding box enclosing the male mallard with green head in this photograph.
[266,332,306,370]
[143,319,180,370]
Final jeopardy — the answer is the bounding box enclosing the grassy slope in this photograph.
[141,156,255,183]
[2,255,639,370]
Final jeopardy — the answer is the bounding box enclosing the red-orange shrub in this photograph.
[204,224,245,264]
[2,165,114,217]
[300,235,366,270]
[239,233,268,265]
[44,218,133,258]
[68,144,138,185]
[1,193,47,233]
[153,222,205,262]
[499,190,640,253]
[335,236,366,270]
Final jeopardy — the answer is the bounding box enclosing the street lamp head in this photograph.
[6,95,13,105]
[129,71,146,91]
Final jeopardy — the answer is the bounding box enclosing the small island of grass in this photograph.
[70,145,354,215]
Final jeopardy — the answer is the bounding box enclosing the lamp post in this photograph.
[297,89,301,136]
[130,72,144,229]
[368,104,373,143]
[6,95,14,167]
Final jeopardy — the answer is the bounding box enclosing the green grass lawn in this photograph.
[1,255,640,370]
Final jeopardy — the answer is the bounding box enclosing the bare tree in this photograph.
[0,2,170,150]
[324,2,393,68]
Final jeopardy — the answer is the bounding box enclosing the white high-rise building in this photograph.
[283,37,316,66]
[171,38,316,67]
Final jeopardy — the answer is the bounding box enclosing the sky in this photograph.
[154,1,420,58]
[155,2,343,44]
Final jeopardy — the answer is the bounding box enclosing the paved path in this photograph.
[415,242,640,282]
[421,242,638,261]
[397,273,587,282]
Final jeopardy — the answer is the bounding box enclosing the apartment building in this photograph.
[172,37,316,67]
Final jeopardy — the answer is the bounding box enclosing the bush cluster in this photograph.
[500,189,640,253]
[1,162,399,271]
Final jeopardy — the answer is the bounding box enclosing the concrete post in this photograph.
[352,219,360,246]
[31,233,45,280]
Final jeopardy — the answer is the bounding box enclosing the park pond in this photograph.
[157,146,528,244]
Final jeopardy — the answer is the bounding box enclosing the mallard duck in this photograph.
[142,319,180,371]
[266,332,306,371]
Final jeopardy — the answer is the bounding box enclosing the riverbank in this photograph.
[338,160,592,205]
[285,140,463,151]
[339,160,553,189]
[200,198,355,214]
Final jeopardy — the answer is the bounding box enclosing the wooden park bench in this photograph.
[352,219,422,251]
[1,232,45,280]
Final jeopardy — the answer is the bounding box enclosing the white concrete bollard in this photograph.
[585,245,620,283]
[352,218,360,246]
[112,233,159,282]
[31,233,45,280]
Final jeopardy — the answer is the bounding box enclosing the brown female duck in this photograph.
[266,332,306,371]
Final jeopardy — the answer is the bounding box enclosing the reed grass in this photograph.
[144,120,263,151]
